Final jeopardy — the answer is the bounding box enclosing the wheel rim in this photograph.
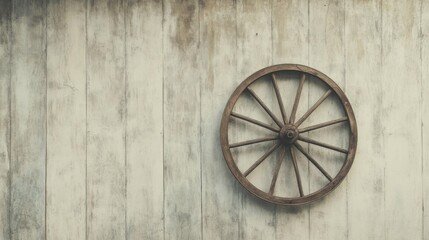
[220,64,358,205]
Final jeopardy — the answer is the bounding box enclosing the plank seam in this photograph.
[44,0,48,238]
[234,1,241,239]
[124,0,128,239]
[307,0,311,237]
[8,0,12,238]
[343,0,349,239]
[198,1,203,240]
[85,0,88,238]
[380,1,386,239]
[420,0,424,239]
[234,2,242,240]
[161,0,165,239]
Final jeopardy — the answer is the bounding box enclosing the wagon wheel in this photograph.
[220,64,357,205]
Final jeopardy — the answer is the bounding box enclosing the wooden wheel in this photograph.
[220,64,358,205]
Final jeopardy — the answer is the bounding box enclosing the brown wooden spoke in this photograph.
[298,117,348,133]
[231,112,279,133]
[293,142,333,182]
[289,73,306,124]
[298,135,348,154]
[246,87,284,128]
[294,89,332,127]
[229,136,279,148]
[243,142,281,177]
[288,146,304,197]
[271,73,288,124]
[269,146,286,195]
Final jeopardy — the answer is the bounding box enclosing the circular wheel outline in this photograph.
[220,64,358,206]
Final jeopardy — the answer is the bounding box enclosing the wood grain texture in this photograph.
[199,1,239,239]
[381,0,422,239]
[2,1,429,238]
[236,0,276,239]
[0,0,11,238]
[345,1,384,239]
[10,1,46,239]
[308,0,347,239]
[125,0,163,239]
[86,0,126,239]
[163,0,202,239]
[271,0,310,239]
[46,0,86,239]
[423,1,429,238]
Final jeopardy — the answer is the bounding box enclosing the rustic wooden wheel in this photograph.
[220,64,357,205]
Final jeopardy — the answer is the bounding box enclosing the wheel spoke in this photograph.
[293,142,333,182]
[229,136,278,148]
[298,117,348,133]
[294,89,332,127]
[243,143,281,177]
[231,112,280,132]
[269,146,286,195]
[290,73,306,124]
[298,135,348,154]
[288,146,304,197]
[247,87,284,128]
[271,73,288,124]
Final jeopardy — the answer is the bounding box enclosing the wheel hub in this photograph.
[279,124,298,144]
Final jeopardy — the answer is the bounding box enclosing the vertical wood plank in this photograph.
[10,0,46,239]
[163,0,202,239]
[0,0,11,238]
[271,0,310,239]
[46,0,86,239]
[199,1,238,239]
[272,0,308,66]
[86,0,126,239]
[308,0,347,239]
[381,0,422,239]
[423,0,429,238]
[236,0,275,239]
[345,1,384,239]
[125,0,163,239]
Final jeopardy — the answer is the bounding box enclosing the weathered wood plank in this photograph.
[199,1,239,239]
[236,0,276,239]
[271,0,310,238]
[46,0,86,239]
[423,1,429,238]
[10,1,46,239]
[0,0,11,238]
[86,0,126,239]
[381,0,422,239]
[163,0,202,239]
[308,0,347,239]
[125,0,163,239]
[345,1,384,239]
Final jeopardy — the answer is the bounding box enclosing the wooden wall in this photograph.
[0,0,428,239]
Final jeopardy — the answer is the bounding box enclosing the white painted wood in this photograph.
[125,0,163,239]
[236,1,276,239]
[10,1,46,239]
[2,1,429,238]
[163,0,202,239]
[423,1,429,238]
[0,0,11,238]
[86,0,126,239]
[271,1,310,239]
[199,1,239,239]
[46,1,86,239]
[308,1,347,239]
[381,0,422,239]
[345,1,384,239]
